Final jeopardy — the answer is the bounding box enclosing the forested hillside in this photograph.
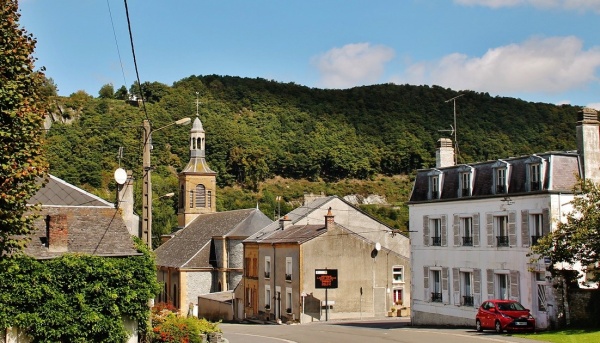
[42,75,580,236]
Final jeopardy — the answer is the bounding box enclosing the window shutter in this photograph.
[508,211,517,247]
[521,210,530,247]
[453,215,460,246]
[473,213,480,246]
[486,213,493,247]
[423,266,430,302]
[441,215,448,246]
[442,267,449,304]
[486,269,494,299]
[510,270,520,301]
[473,268,482,307]
[542,208,550,236]
[423,215,430,246]
[453,268,460,306]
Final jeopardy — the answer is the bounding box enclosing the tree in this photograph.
[114,85,128,100]
[98,83,114,99]
[0,0,49,255]
[530,178,600,285]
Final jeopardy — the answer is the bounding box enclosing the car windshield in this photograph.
[497,302,526,311]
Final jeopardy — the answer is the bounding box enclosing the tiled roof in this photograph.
[154,208,272,268]
[409,152,580,203]
[255,224,326,244]
[29,175,114,207]
[23,207,139,259]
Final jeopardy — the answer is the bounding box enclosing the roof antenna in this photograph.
[445,94,464,164]
[195,91,200,117]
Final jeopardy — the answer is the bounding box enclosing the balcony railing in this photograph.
[497,235,509,247]
[462,236,473,246]
[431,191,439,199]
[463,295,474,307]
[431,237,441,246]
[530,181,541,191]
[264,271,270,278]
[531,235,542,245]
[431,292,442,303]
[285,273,292,281]
[461,188,471,197]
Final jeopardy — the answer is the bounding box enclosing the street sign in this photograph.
[315,269,338,289]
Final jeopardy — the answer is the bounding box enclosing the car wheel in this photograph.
[476,319,483,332]
[494,320,503,333]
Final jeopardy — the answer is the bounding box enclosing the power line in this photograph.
[106,0,128,89]
[123,0,149,122]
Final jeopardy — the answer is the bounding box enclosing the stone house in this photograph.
[408,108,600,330]
[154,117,272,314]
[243,196,411,323]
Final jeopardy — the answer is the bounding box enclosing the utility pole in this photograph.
[142,119,152,249]
[445,94,464,165]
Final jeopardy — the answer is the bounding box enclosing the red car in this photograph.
[476,300,535,333]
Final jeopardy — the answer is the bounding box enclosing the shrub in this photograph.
[151,304,220,343]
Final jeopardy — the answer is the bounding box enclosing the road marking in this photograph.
[227,332,297,343]
[400,329,528,342]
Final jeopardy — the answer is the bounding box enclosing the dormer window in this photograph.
[492,160,509,194]
[458,165,473,197]
[428,169,442,200]
[525,156,545,192]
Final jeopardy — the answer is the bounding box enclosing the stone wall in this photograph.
[568,288,600,327]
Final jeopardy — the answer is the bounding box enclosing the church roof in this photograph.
[154,208,272,268]
[181,156,216,174]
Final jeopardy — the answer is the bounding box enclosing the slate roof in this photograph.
[409,152,580,203]
[255,224,327,244]
[154,208,272,268]
[21,174,139,259]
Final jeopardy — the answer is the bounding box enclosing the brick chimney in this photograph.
[576,108,600,184]
[279,215,292,230]
[46,214,68,252]
[325,207,334,230]
[436,138,455,168]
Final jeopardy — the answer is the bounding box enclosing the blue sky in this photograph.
[18,0,600,109]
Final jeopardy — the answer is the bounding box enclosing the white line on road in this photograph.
[227,332,298,343]
[402,329,533,342]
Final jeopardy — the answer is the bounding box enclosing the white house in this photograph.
[408,108,599,330]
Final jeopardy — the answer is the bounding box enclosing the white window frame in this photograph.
[392,265,404,284]
[496,273,509,300]
[431,269,442,302]
[461,217,473,246]
[265,285,271,309]
[531,213,543,245]
[264,256,271,279]
[458,165,473,197]
[431,218,441,246]
[495,215,508,247]
[285,257,292,281]
[492,160,509,194]
[428,169,442,200]
[286,287,293,313]
[460,271,473,306]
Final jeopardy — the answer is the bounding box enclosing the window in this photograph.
[536,272,547,312]
[495,216,509,247]
[430,175,440,199]
[246,287,253,307]
[460,171,471,196]
[195,184,206,207]
[462,217,473,246]
[497,274,509,300]
[207,190,212,208]
[265,286,271,310]
[189,190,194,208]
[531,214,543,245]
[285,257,292,281]
[244,258,251,277]
[431,218,441,246]
[286,288,292,313]
[393,288,403,306]
[496,168,507,193]
[264,256,271,279]
[179,185,184,209]
[431,270,442,302]
[392,266,404,283]
[530,164,541,191]
[461,272,473,306]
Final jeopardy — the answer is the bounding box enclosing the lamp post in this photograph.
[142,117,191,249]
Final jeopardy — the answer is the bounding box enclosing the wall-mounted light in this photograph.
[501,196,514,205]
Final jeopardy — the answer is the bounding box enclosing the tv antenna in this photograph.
[195,92,200,116]
[445,94,463,164]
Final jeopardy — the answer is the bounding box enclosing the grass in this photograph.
[513,329,600,343]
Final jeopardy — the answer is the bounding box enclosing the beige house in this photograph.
[243,196,411,323]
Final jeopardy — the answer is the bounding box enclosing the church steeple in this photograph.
[177,117,217,228]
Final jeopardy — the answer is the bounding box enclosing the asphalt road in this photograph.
[220,318,546,343]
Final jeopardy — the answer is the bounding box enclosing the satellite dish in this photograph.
[114,168,127,185]
[375,242,381,251]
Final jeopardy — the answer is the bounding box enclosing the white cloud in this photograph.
[393,36,600,96]
[454,0,600,13]
[312,43,395,89]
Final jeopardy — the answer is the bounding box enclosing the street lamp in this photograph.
[142,117,191,249]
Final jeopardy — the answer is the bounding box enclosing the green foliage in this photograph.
[115,85,128,100]
[0,0,49,255]
[151,303,221,343]
[530,178,600,285]
[0,238,160,342]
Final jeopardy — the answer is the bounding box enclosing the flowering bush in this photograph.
[151,303,221,343]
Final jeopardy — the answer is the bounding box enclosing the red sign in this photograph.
[315,269,338,289]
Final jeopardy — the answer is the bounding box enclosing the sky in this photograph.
[18,0,600,109]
